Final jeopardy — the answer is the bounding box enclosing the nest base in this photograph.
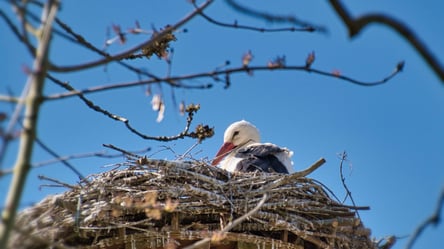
[10,159,376,249]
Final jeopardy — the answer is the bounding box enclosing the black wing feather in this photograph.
[235,145,289,174]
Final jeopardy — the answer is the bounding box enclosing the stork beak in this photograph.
[211,142,236,166]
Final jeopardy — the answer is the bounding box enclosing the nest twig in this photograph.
[9,158,376,249]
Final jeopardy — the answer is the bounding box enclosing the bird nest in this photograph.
[10,158,376,249]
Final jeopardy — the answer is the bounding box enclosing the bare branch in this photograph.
[193,2,314,33]
[46,74,128,121]
[0,147,151,177]
[0,95,22,103]
[225,0,326,32]
[47,0,213,73]
[44,61,402,102]
[52,18,169,80]
[38,175,77,189]
[338,151,360,219]
[124,104,214,142]
[0,4,37,58]
[33,137,85,180]
[45,77,212,101]
[405,186,444,249]
[256,158,327,191]
[0,0,59,247]
[307,61,403,86]
[0,83,31,168]
[47,75,214,142]
[0,8,35,56]
[328,0,444,82]
[24,4,78,44]
[102,144,143,159]
[0,9,20,41]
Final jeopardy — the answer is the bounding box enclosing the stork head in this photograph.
[212,120,260,166]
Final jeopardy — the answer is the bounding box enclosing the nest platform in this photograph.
[10,158,376,249]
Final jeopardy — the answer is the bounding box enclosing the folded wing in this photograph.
[235,143,292,174]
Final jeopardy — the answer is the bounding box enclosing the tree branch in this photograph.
[0,4,37,58]
[47,0,213,73]
[225,0,326,32]
[405,186,444,249]
[52,17,171,80]
[0,0,59,247]
[46,75,214,142]
[0,147,151,178]
[193,2,314,33]
[338,151,360,219]
[328,0,444,82]
[0,83,31,168]
[33,137,85,180]
[44,61,402,102]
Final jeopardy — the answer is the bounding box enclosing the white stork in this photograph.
[211,120,293,173]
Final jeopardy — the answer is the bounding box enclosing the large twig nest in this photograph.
[10,158,376,249]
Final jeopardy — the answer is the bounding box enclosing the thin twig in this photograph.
[0,8,35,57]
[34,137,85,180]
[52,17,172,81]
[102,144,142,159]
[44,62,402,101]
[46,74,208,142]
[405,186,444,249]
[328,0,443,82]
[48,0,213,73]
[177,141,200,161]
[17,0,156,77]
[225,0,326,32]
[338,151,360,219]
[194,2,315,33]
[39,147,150,166]
[0,9,22,45]
[38,175,77,189]
[0,80,31,168]
[262,157,326,189]
[0,147,150,178]
[22,2,80,45]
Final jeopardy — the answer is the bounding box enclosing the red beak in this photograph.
[211,142,236,166]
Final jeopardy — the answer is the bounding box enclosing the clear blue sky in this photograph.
[2,1,443,248]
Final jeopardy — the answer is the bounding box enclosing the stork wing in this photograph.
[235,144,289,174]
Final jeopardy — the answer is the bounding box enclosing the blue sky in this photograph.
[2,1,443,248]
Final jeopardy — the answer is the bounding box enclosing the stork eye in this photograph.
[232,131,240,139]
